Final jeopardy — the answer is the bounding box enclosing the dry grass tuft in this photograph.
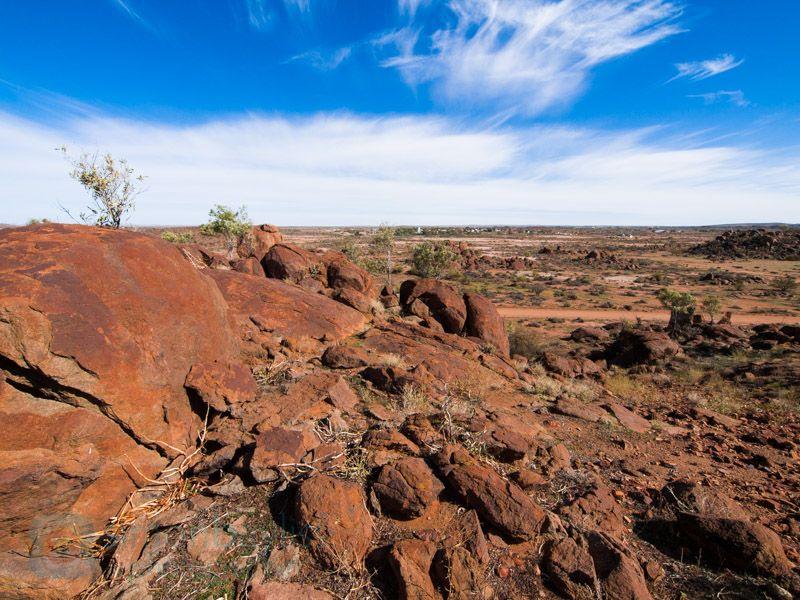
[604,372,651,403]
[253,359,291,388]
[395,384,429,414]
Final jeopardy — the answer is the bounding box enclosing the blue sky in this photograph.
[0,0,798,225]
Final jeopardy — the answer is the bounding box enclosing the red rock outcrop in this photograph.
[247,224,284,261]
[207,269,365,349]
[0,224,240,594]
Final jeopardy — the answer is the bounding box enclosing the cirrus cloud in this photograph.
[669,53,744,82]
[381,0,684,116]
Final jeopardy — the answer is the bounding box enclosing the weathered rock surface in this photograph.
[262,243,323,283]
[185,360,257,414]
[676,513,792,578]
[324,251,378,297]
[605,330,682,367]
[388,539,437,600]
[247,224,284,261]
[587,531,653,600]
[464,292,510,356]
[295,475,374,570]
[434,445,546,541]
[542,536,600,599]
[373,457,444,519]
[0,224,239,592]
[250,425,320,482]
[208,269,365,348]
[400,279,467,334]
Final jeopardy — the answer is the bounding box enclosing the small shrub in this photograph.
[338,239,362,264]
[379,353,406,369]
[397,384,428,413]
[200,204,251,258]
[412,241,457,278]
[605,373,650,402]
[161,230,194,244]
[770,275,797,296]
[701,295,722,323]
[508,323,548,360]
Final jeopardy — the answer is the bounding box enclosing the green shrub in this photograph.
[200,204,251,258]
[656,287,695,333]
[770,275,797,296]
[701,295,722,323]
[412,240,457,278]
[161,230,194,244]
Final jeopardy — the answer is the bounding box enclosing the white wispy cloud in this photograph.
[285,0,311,11]
[245,0,274,31]
[245,0,313,31]
[688,90,750,107]
[381,0,684,115]
[110,0,156,32]
[670,53,743,82]
[1,106,798,226]
[398,0,430,16]
[289,47,352,70]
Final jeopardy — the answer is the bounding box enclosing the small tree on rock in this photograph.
[656,288,696,334]
[368,223,396,285]
[59,147,145,228]
[200,205,252,258]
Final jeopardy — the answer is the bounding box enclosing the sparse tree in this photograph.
[656,287,696,334]
[702,295,722,323]
[412,240,457,278]
[369,223,396,285]
[200,205,252,258]
[58,147,144,228]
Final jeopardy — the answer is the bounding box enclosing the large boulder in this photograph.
[262,243,324,284]
[604,330,681,367]
[463,292,509,356]
[400,279,467,334]
[586,531,653,600]
[323,251,378,297]
[541,536,600,599]
[246,224,284,261]
[372,457,444,519]
[388,539,437,600]
[0,224,239,595]
[676,513,792,578]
